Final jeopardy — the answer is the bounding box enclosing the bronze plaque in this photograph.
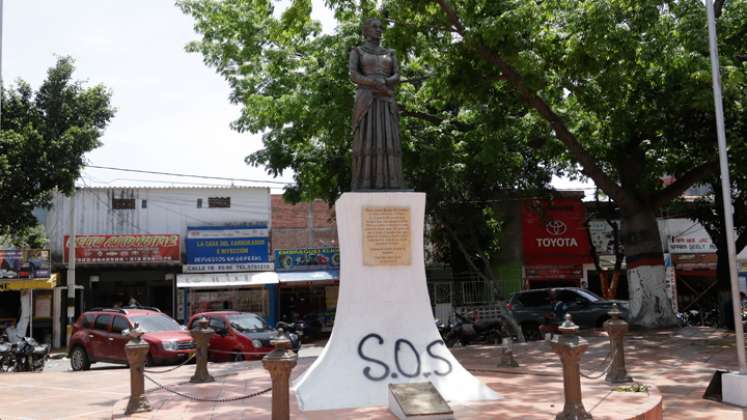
[362,207,411,266]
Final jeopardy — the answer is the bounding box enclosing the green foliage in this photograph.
[179,1,747,274]
[0,57,115,236]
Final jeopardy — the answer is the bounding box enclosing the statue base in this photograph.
[293,192,499,411]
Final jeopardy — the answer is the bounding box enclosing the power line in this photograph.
[84,165,293,186]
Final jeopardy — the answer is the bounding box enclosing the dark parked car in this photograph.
[68,307,194,371]
[507,287,629,340]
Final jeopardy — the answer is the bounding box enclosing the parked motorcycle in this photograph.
[444,312,512,347]
[0,334,49,372]
[274,320,304,352]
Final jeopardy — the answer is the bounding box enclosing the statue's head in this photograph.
[362,17,383,42]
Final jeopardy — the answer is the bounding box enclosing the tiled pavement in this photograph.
[0,327,745,419]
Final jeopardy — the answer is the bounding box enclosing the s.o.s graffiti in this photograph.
[357,333,453,381]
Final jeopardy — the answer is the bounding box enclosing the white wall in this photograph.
[45,187,271,261]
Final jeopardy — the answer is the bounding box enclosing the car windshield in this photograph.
[129,315,182,332]
[228,314,268,333]
[576,289,603,303]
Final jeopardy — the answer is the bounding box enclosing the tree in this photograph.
[0,57,115,243]
[178,0,561,287]
[179,0,747,326]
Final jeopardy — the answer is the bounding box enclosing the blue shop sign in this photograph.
[274,248,340,272]
[186,226,270,267]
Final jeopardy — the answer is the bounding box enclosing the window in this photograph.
[208,197,231,208]
[112,198,136,209]
[196,198,203,208]
[208,317,227,332]
[517,291,550,307]
[81,314,96,329]
[112,316,130,333]
[141,200,147,209]
[94,314,112,331]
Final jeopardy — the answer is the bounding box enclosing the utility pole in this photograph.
[66,191,77,343]
[705,0,747,407]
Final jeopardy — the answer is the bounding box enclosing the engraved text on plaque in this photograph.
[362,207,411,266]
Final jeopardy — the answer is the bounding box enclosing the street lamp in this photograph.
[705,0,747,407]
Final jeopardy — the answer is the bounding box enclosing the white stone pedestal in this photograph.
[722,371,747,407]
[293,192,499,411]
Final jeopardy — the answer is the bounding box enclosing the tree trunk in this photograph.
[621,206,677,327]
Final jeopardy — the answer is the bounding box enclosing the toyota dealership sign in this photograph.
[522,198,592,265]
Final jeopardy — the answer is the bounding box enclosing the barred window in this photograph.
[208,197,231,208]
[112,198,135,209]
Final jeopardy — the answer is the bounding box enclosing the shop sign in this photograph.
[185,226,270,272]
[588,220,623,256]
[274,248,341,272]
[665,219,717,254]
[522,198,592,265]
[64,234,180,264]
[0,249,51,279]
[671,253,717,272]
[525,265,583,280]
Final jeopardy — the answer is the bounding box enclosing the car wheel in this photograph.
[521,323,542,341]
[232,351,244,362]
[70,346,91,371]
[144,353,154,367]
[596,316,610,328]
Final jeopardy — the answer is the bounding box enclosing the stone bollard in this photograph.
[603,303,633,384]
[190,317,215,383]
[551,314,592,420]
[123,323,151,415]
[262,332,298,420]
[496,338,519,368]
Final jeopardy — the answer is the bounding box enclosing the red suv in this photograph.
[187,311,276,362]
[68,307,194,371]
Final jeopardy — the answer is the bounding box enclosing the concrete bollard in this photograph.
[190,317,215,384]
[262,332,298,420]
[123,323,151,415]
[551,314,592,420]
[603,303,633,384]
[496,338,519,368]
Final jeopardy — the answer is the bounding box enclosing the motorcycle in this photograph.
[274,320,304,352]
[12,336,49,372]
[0,334,49,372]
[444,311,512,347]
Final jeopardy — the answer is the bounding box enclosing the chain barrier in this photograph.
[144,352,196,374]
[145,373,272,402]
[579,345,616,380]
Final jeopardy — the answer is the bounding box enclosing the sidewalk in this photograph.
[0,327,745,419]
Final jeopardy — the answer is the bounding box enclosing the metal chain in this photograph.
[579,346,616,380]
[145,373,272,402]
[144,352,196,374]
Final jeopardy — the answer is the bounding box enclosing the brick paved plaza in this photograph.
[0,327,745,419]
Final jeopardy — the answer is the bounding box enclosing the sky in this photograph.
[3,1,591,195]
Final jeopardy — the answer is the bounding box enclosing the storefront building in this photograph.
[43,186,272,346]
[0,249,55,343]
[176,225,275,324]
[275,248,339,335]
[521,196,593,289]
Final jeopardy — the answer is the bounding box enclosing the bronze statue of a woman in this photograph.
[349,18,403,191]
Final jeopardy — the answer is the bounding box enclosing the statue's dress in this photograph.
[349,46,403,190]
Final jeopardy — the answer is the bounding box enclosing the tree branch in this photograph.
[400,107,474,130]
[433,0,628,207]
[715,0,727,19]
[651,161,718,208]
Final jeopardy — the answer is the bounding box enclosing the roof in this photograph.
[75,185,269,191]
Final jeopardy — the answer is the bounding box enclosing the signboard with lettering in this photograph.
[664,219,717,254]
[0,249,50,279]
[522,198,592,265]
[64,234,180,264]
[184,226,270,273]
[274,248,340,272]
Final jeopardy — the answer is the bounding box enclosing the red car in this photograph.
[187,311,277,362]
[68,307,194,371]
